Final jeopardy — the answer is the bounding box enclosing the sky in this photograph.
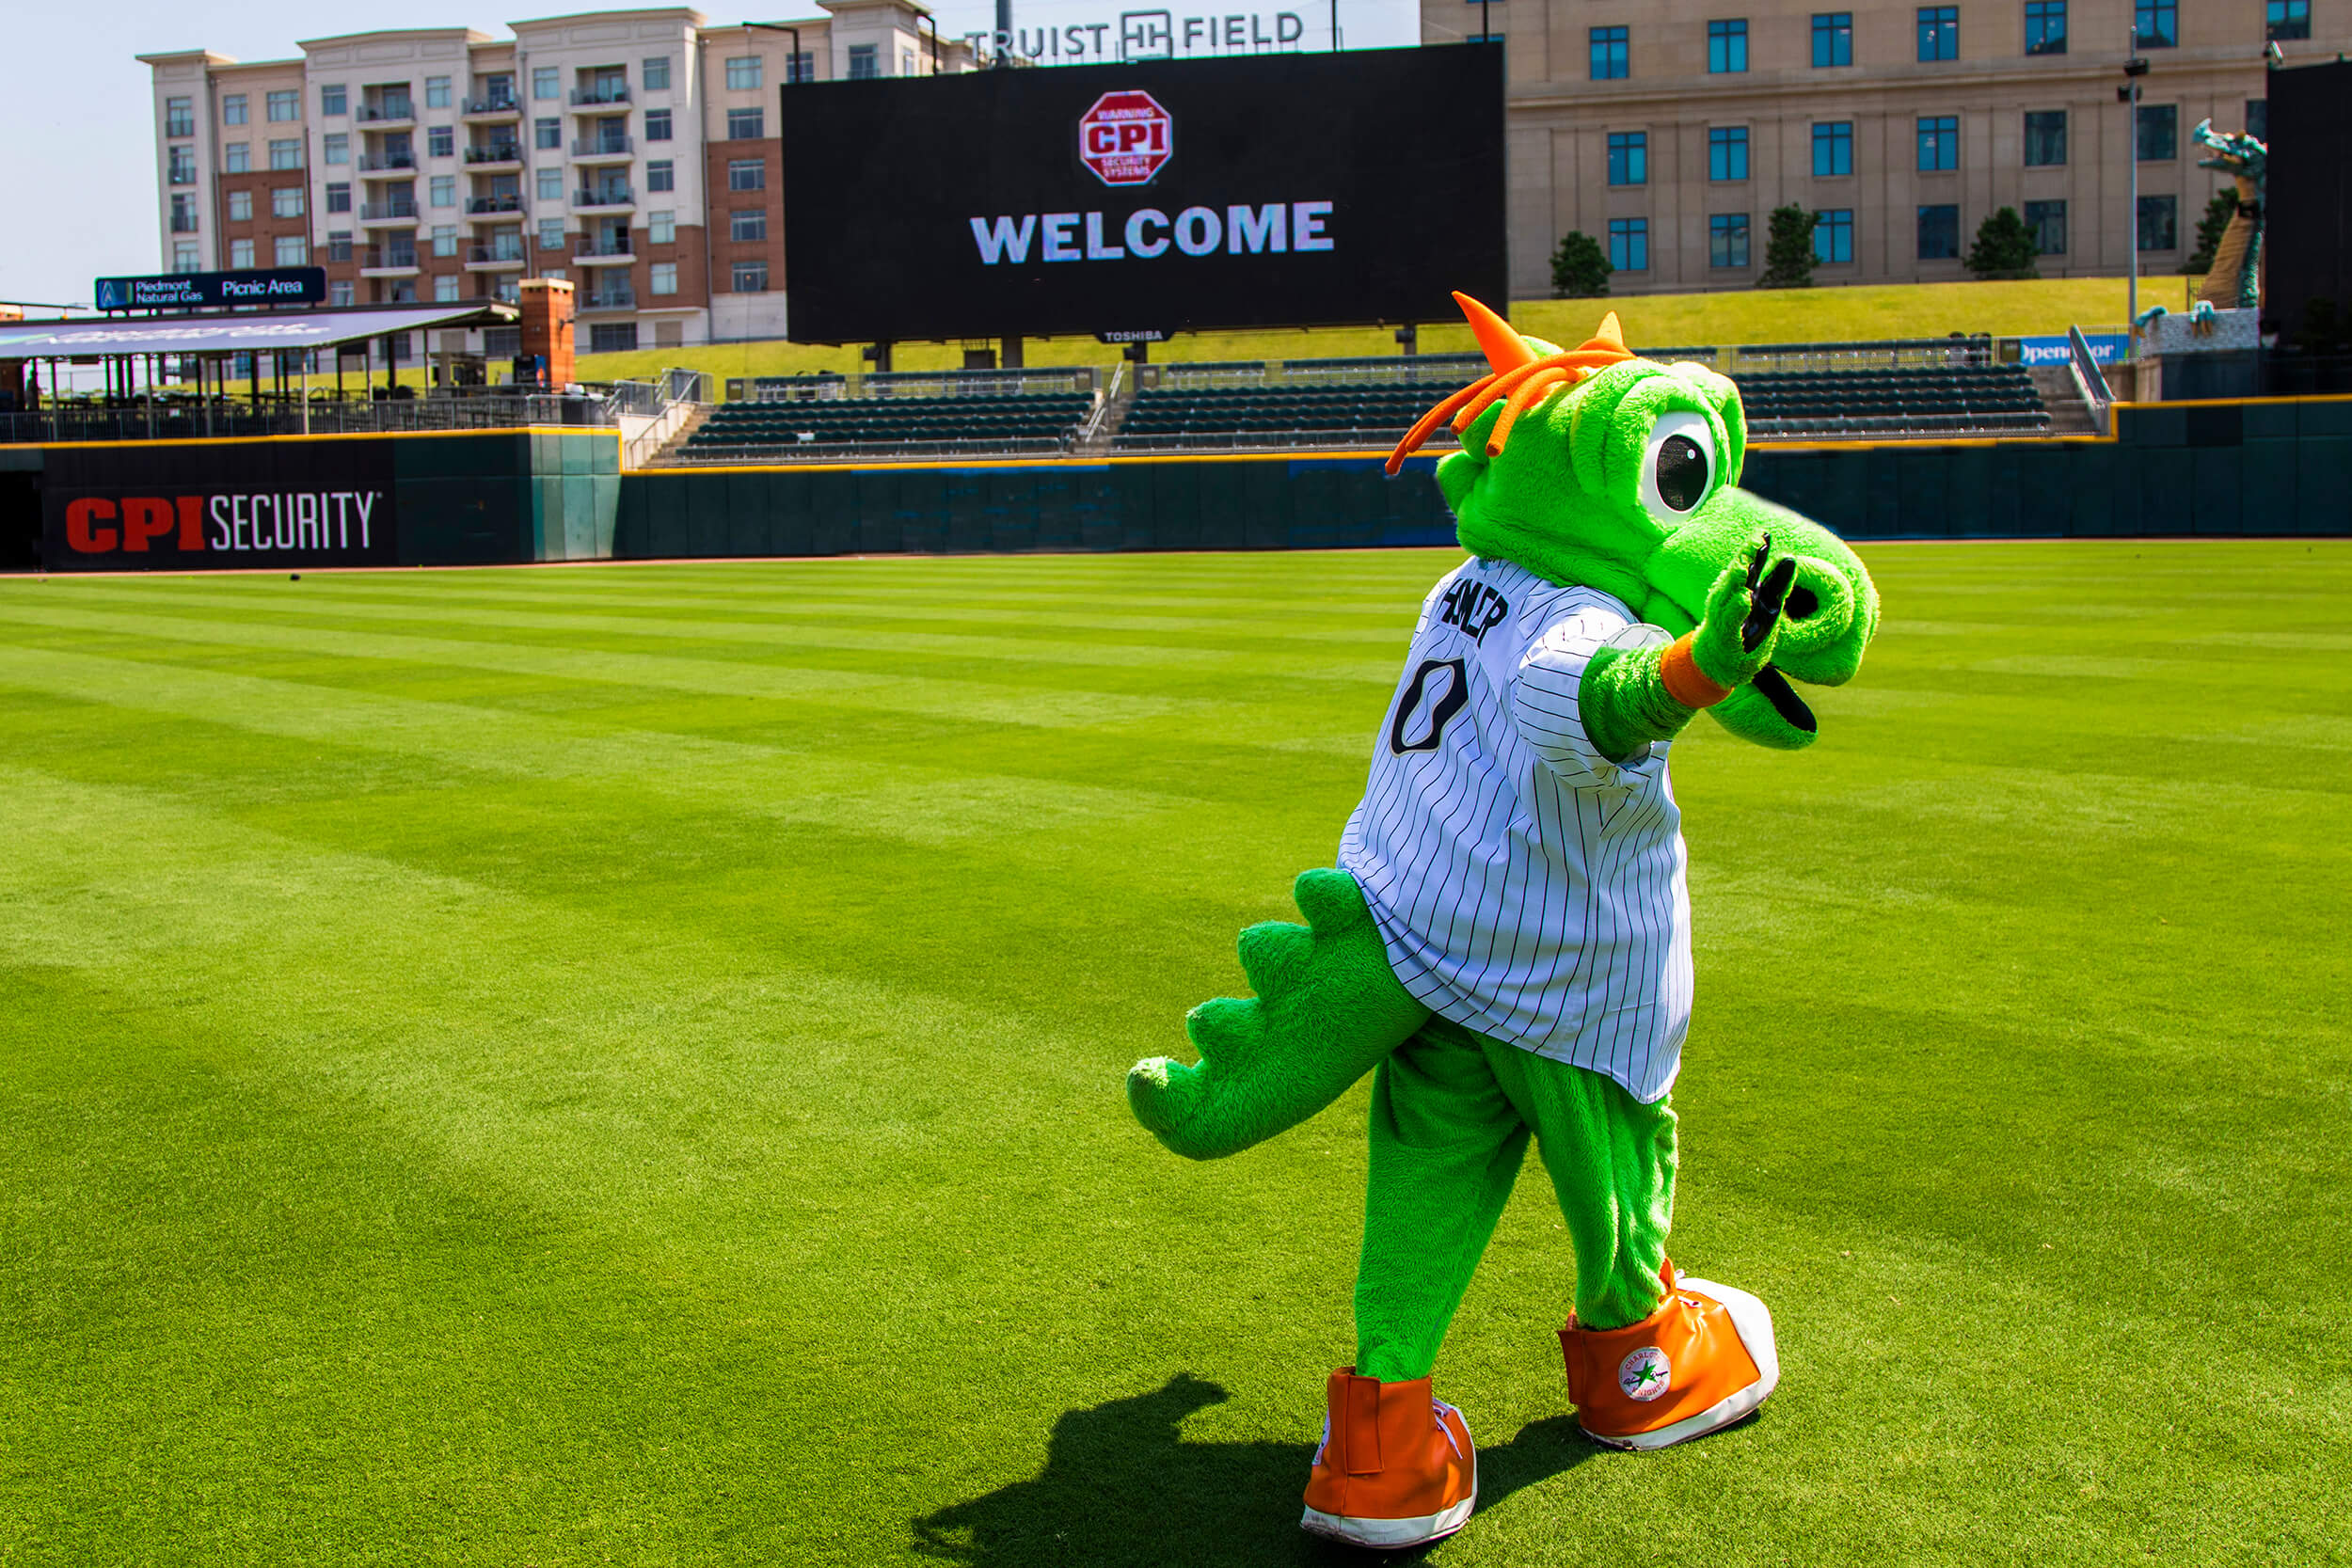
[0,0,1416,315]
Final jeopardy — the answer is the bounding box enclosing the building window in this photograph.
[1709,212,1751,267]
[170,192,199,231]
[649,209,675,244]
[167,145,196,183]
[266,89,299,122]
[1917,6,1958,60]
[788,51,816,83]
[1815,208,1854,261]
[430,273,457,302]
[2025,198,2066,253]
[1606,131,1647,186]
[323,133,348,165]
[2268,0,2311,40]
[1917,203,1960,259]
[431,224,457,257]
[2024,109,2066,165]
[650,261,678,294]
[230,238,256,268]
[536,167,563,201]
[532,118,557,150]
[2137,193,2177,249]
[732,208,768,242]
[1917,115,1959,170]
[726,55,763,89]
[644,107,672,141]
[1813,120,1853,176]
[321,84,347,116]
[732,260,770,291]
[2134,0,2175,47]
[589,323,640,354]
[532,66,560,99]
[728,157,767,191]
[484,325,519,356]
[427,124,453,158]
[644,55,672,90]
[173,241,201,271]
[228,189,253,220]
[327,230,352,261]
[330,279,355,306]
[430,175,456,207]
[646,159,675,192]
[1589,26,1629,79]
[275,235,308,266]
[1708,19,1749,72]
[849,44,880,78]
[1708,125,1750,181]
[1812,12,1852,66]
[267,138,302,170]
[165,96,194,137]
[226,142,251,172]
[1607,217,1648,270]
[2248,99,2268,140]
[2025,0,2067,54]
[727,107,764,139]
[538,218,564,249]
[273,185,304,218]
[2137,103,2177,160]
[326,182,351,214]
[223,93,248,125]
[424,75,451,109]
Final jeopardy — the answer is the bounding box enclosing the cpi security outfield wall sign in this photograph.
[40,439,397,573]
[778,44,1505,343]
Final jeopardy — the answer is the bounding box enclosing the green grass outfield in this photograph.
[1,541,2346,1565]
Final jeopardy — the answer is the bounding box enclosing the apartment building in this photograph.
[1420,0,2335,295]
[140,1,966,358]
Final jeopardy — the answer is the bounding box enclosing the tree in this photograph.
[2183,188,2241,275]
[1550,230,1612,298]
[1758,205,1817,289]
[1964,206,2041,279]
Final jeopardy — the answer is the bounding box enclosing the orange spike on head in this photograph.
[1453,291,1537,373]
[1579,311,1629,355]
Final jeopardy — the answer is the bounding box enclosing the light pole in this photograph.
[2120,33,2150,333]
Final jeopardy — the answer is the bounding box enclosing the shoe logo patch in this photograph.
[1618,1346,1671,1402]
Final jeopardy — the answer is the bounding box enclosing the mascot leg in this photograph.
[1128,868,1431,1162]
[1301,1020,1500,1549]
[1488,1051,1782,1451]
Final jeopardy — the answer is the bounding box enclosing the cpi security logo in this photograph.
[1078,90,1172,185]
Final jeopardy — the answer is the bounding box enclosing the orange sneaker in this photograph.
[1299,1367,1477,1548]
[1560,1260,1779,1451]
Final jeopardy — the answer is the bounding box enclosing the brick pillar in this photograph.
[518,278,577,390]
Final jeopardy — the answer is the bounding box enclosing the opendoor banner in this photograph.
[41,439,399,572]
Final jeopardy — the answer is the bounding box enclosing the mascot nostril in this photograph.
[1125,292,1880,1552]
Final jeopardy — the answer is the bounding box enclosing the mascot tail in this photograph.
[1127,869,1432,1161]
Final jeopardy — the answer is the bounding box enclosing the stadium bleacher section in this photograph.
[672,367,1099,462]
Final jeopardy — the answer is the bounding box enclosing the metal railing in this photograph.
[464,144,522,164]
[573,187,635,208]
[357,101,415,122]
[1727,336,1994,372]
[361,245,420,270]
[853,365,1098,400]
[574,238,635,259]
[582,288,638,310]
[1112,424,1459,454]
[2067,324,2115,434]
[462,96,520,116]
[2,392,616,446]
[570,84,631,105]
[572,135,633,157]
[358,199,419,221]
[1076,358,1126,443]
[661,436,1073,466]
[169,214,199,233]
[358,152,416,172]
[466,194,523,214]
[467,242,529,265]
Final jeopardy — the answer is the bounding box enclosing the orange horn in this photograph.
[1579,311,1629,355]
[1454,291,1537,373]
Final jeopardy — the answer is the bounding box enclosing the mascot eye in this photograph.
[1638,411,1718,524]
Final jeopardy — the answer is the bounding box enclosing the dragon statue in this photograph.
[2137,118,2266,330]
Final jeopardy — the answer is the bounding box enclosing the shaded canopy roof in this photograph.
[0,303,516,359]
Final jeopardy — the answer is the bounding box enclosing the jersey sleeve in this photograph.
[1511,603,1652,786]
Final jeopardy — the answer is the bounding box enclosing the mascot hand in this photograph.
[1687,532,1799,692]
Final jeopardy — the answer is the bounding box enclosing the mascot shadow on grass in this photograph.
[1110,294,1883,1550]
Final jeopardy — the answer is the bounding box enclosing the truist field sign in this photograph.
[41,440,398,572]
[780,46,1505,341]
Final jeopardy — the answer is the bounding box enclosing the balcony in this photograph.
[581,285,637,311]
[358,152,417,173]
[464,143,522,167]
[357,101,416,127]
[461,95,521,119]
[570,84,630,107]
[571,135,633,162]
[360,245,420,277]
[465,241,529,270]
[358,199,420,225]
[465,194,525,215]
[573,237,635,265]
[573,186,634,212]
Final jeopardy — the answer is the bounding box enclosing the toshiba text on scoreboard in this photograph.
[777,44,1505,343]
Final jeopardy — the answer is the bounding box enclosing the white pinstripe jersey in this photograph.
[1337,557,1693,1103]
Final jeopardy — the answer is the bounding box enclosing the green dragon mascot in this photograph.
[1124,294,1882,1548]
